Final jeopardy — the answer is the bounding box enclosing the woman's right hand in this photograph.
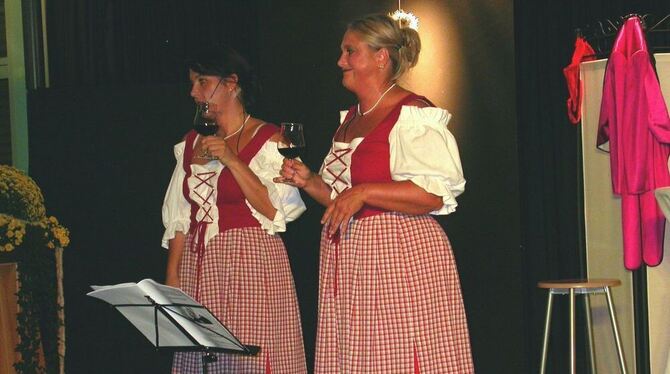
[274,158,313,188]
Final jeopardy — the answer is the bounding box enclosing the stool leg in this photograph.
[570,288,576,374]
[539,291,554,374]
[604,287,627,374]
[584,294,597,374]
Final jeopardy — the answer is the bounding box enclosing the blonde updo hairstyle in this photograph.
[347,14,421,82]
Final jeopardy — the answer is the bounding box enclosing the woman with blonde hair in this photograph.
[277,14,474,374]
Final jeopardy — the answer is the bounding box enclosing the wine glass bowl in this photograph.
[193,102,219,159]
[278,123,305,159]
[193,102,219,136]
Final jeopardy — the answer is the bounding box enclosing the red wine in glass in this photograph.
[194,121,219,136]
[278,147,305,159]
[278,122,305,159]
[193,102,219,135]
[193,102,219,159]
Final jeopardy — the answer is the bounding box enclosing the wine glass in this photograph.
[277,123,305,159]
[193,102,219,159]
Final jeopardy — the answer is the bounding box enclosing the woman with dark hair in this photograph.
[277,15,474,373]
[162,45,307,373]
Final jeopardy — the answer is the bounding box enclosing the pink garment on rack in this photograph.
[597,16,670,269]
[564,36,595,124]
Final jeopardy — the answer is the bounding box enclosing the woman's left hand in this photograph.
[321,185,367,237]
[202,136,236,164]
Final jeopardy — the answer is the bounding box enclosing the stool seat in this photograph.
[538,278,621,289]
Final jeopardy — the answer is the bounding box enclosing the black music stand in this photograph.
[87,279,259,374]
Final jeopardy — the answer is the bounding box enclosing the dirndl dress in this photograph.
[315,94,474,373]
[162,124,307,373]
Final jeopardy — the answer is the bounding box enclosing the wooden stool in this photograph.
[538,279,627,374]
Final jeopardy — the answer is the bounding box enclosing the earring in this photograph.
[378,64,385,69]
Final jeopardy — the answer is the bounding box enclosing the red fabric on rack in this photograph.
[564,36,596,124]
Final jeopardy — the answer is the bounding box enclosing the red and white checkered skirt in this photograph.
[315,212,474,373]
[172,227,307,374]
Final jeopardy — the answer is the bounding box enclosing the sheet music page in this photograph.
[163,304,245,351]
[137,279,199,306]
[138,280,245,351]
[88,282,149,306]
[88,281,194,347]
[88,279,247,352]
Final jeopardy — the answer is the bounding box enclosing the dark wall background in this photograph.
[29,85,190,373]
[27,0,523,373]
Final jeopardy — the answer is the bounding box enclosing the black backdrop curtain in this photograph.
[46,0,262,88]
[515,0,670,373]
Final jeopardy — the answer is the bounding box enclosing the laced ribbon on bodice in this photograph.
[190,169,217,301]
[323,146,356,297]
[324,147,352,195]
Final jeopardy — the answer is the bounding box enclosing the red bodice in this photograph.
[338,93,434,219]
[182,124,278,231]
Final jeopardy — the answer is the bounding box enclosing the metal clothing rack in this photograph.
[575,13,670,59]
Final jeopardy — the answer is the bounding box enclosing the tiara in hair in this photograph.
[389,9,419,30]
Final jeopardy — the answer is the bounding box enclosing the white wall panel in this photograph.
[581,53,670,374]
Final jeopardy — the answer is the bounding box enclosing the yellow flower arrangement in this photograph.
[0,165,69,253]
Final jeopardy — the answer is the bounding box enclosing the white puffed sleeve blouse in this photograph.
[320,105,465,215]
[161,138,306,248]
